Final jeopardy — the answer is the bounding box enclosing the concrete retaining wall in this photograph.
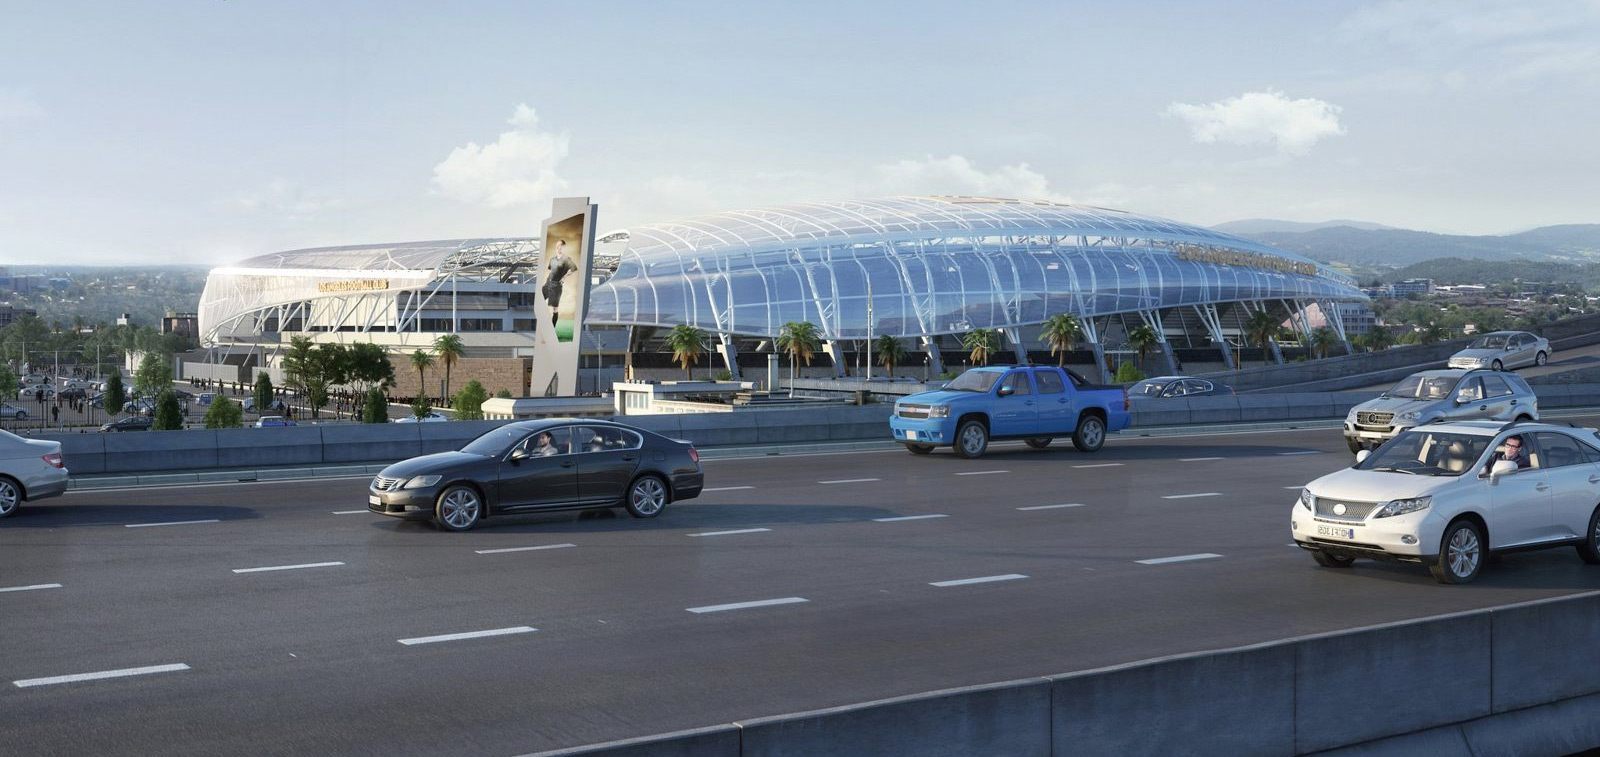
[531,592,1600,757]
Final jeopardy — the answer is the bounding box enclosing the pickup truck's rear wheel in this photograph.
[954,420,988,459]
[1025,437,1052,449]
[1071,414,1106,453]
[905,443,934,455]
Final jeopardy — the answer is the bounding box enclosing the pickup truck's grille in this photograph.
[897,404,931,419]
[372,476,405,492]
[1356,411,1394,426]
[1314,498,1380,523]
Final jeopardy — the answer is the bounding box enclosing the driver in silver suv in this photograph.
[1343,369,1539,454]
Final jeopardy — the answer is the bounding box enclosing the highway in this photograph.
[1346,340,1600,392]
[6,420,1600,755]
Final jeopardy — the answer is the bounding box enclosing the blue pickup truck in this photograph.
[890,366,1132,458]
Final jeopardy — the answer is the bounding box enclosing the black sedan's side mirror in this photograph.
[509,448,529,463]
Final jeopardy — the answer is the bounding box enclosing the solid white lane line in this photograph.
[1073,463,1124,468]
[1179,457,1223,462]
[930,574,1028,587]
[124,519,221,528]
[687,597,809,614]
[14,663,190,688]
[1278,451,1321,456]
[0,583,63,594]
[475,544,576,555]
[955,470,1009,476]
[819,478,880,484]
[331,509,369,515]
[702,486,756,492]
[1283,486,1304,490]
[688,528,772,538]
[397,626,537,646]
[232,561,345,574]
[1162,492,1221,500]
[872,514,949,522]
[1137,553,1223,565]
[1017,503,1085,511]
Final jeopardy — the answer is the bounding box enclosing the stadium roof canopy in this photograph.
[218,238,541,277]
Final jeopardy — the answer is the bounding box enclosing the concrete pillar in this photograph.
[766,352,779,393]
[715,333,742,379]
[821,340,847,378]
[922,336,944,376]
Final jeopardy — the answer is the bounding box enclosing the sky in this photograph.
[2,0,1598,265]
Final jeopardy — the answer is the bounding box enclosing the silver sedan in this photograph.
[1447,331,1551,371]
[0,430,68,518]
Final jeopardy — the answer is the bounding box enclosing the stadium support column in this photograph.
[1195,304,1235,371]
[1079,317,1110,384]
[1323,299,1354,355]
[1247,301,1284,365]
[767,352,779,393]
[715,333,742,380]
[1003,327,1029,365]
[1138,310,1179,376]
[922,336,944,377]
[821,340,847,378]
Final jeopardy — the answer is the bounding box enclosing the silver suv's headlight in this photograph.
[928,405,950,418]
[1374,496,1431,518]
[1397,410,1422,422]
[1299,488,1314,511]
[403,475,442,489]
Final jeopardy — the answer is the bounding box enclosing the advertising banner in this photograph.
[529,196,597,396]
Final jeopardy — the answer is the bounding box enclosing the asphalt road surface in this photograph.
[1346,340,1600,392]
[7,420,1600,755]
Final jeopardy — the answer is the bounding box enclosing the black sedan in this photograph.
[1128,376,1234,399]
[101,416,153,432]
[368,418,704,531]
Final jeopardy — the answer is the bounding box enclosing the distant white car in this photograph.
[0,403,27,421]
[0,429,68,518]
[393,412,447,423]
[1448,331,1551,371]
[17,385,56,400]
[1293,420,1600,584]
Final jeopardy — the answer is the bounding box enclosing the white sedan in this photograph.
[1291,420,1600,583]
[393,411,448,423]
[0,429,68,518]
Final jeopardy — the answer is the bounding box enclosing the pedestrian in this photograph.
[51,405,58,425]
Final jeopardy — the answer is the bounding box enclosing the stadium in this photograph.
[197,196,1367,392]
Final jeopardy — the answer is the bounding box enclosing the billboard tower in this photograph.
[529,196,598,396]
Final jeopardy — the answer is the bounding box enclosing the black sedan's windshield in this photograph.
[945,370,1002,393]
[461,426,529,456]
[1356,431,1492,477]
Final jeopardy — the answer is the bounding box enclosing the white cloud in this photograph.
[233,178,342,219]
[871,154,1069,202]
[432,104,570,208]
[1166,91,1346,155]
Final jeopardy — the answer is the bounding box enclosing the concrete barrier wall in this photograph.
[532,592,1600,757]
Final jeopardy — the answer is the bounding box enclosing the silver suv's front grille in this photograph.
[372,476,404,492]
[1356,411,1394,427]
[1314,497,1380,523]
[897,404,930,419]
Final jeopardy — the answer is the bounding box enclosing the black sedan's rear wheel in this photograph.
[625,475,669,518]
[1025,437,1052,449]
[434,485,482,531]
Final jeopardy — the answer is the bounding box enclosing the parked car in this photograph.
[0,403,28,421]
[197,393,217,407]
[1128,376,1235,399]
[0,429,68,519]
[1343,369,1537,454]
[393,411,447,423]
[890,365,1131,458]
[368,418,704,531]
[1448,330,1551,371]
[242,397,287,414]
[17,385,56,400]
[1294,420,1600,584]
[100,416,153,432]
[254,416,297,428]
[57,387,87,401]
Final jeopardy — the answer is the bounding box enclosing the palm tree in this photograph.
[665,324,707,380]
[961,329,999,366]
[1040,314,1085,367]
[409,350,434,397]
[433,334,463,401]
[1363,327,1395,352]
[1243,311,1280,367]
[776,321,822,394]
[1126,324,1160,374]
[874,334,905,377]
[1310,326,1340,359]
[1420,322,1450,344]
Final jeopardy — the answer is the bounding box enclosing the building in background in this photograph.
[1392,278,1435,297]
[161,311,198,339]
[0,304,38,328]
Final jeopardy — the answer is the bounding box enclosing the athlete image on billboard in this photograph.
[541,215,586,342]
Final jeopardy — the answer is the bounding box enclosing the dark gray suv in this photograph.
[368,418,704,531]
[1343,369,1538,453]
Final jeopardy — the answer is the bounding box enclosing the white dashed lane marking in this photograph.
[232,561,345,574]
[0,583,62,594]
[124,519,220,528]
[819,478,880,484]
[686,597,809,614]
[1161,493,1222,500]
[1278,451,1322,456]
[930,574,1028,587]
[955,470,1009,476]
[475,544,576,555]
[1017,504,1085,511]
[702,486,756,493]
[871,514,949,522]
[1179,457,1223,462]
[13,663,190,689]
[1073,463,1124,469]
[1137,553,1223,565]
[688,528,772,538]
[397,627,537,646]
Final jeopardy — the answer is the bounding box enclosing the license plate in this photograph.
[1317,524,1355,540]
[368,495,381,506]
[905,430,918,440]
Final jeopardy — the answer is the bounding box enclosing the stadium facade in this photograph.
[198,196,1366,385]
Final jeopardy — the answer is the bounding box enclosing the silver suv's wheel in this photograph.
[954,420,988,459]
[1577,506,1600,565]
[0,476,20,519]
[1430,520,1484,584]
[1072,414,1106,453]
[626,475,668,518]
[1491,359,1504,371]
[434,485,482,531]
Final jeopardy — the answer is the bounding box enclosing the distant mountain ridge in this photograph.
[1214,221,1600,268]
[1211,219,1397,235]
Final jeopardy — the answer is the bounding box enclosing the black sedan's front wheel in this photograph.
[625,475,669,518]
[434,485,482,531]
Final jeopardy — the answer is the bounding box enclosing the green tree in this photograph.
[1243,311,1281,367]
[1126,324,1160,374]
[0,365,16,405]
[433,334,464,400]
[409,350,434,397]
[253,371,274,415]
[493,388,513,399]
[1040,314,1084,367]
[362,387,389,423]
[1363,328,1395,352]
[153,390,183,431]
[346,342,395,393]
[1113,361,1145,383]
[204,396,244,429]
[411,394,432,420]
[281,336,316,396]
[302,344,350,419]
[776,321,822,393]
[134,351,173,399]
[1310,326,1341,359]
[453,380,489,420]
[1419,322,1450,344]
[961,329,999,366]
[665,324,708,380]
[104,372,126,417]
[874,334,905,377]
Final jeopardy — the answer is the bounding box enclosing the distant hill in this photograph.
[1225,224,1600,268]
[1211,218,1396,235]
[1382,257,1600,288]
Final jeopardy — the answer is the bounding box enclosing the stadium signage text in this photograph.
[1174,245,1317,276]
[317,278,391,293]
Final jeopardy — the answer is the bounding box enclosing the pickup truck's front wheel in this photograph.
[955,420,989,459]
[1072,414,1106,453]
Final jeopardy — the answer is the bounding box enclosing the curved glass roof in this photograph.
[588,196,1364,339]
[221,238,539,274]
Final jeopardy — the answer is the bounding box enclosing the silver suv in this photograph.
[1344,369,1538,453]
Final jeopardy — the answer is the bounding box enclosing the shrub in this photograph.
[362,387,388,423]
[153,390,184,431]
[203,396,243,429]
[1113,362,1145,383]
[453,380,488,421]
